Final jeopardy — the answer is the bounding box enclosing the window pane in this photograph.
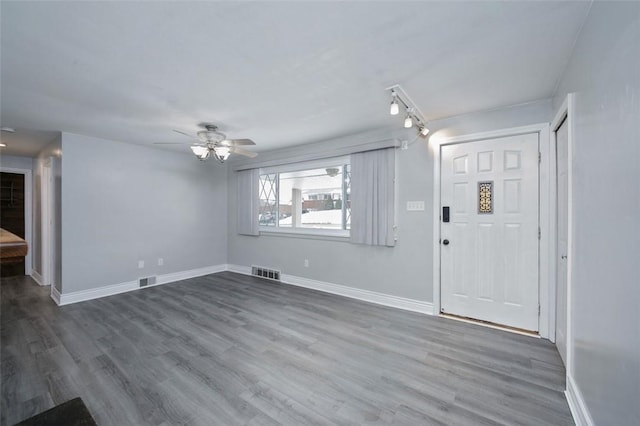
[344,164,351,230]
[259,173,277,226]
[278,166,344,229]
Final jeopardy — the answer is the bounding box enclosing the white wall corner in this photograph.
[50,286,61,305]
[565,374,595,426]
[31,271,44,286]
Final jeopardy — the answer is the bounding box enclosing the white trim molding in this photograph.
[566,374,594,426]
[51,262,434,316]
[50,286,61,305]
[227,264,434,315]
[430,123,552,338]
[51,264,228,306]
[551,93,576,375]
[30,270,44,286]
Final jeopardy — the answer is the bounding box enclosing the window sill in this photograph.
[259,226,350,242]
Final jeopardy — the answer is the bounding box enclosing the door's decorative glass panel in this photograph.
[478,181,493,214]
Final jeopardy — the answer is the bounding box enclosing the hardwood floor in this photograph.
[1,272,573,425]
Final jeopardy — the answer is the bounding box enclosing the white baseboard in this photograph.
[565,374,594,426]
[54,264,227,306]
[58,280,139,305]
[227,264,252,275]
[31,270,45,286]
[50,286,61,305]
[226,264,434,315]
[52,262,434,316]
[155,264,227,286]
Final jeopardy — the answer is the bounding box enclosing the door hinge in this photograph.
[538,304,541,315]
[538,152,541,164]
[538,227,541,240]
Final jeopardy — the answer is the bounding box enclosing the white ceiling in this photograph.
[0,1,591,157]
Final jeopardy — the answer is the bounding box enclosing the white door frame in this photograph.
[431,123,552,338]
[550,94,575,374]
[41,158,53,287]
[0,166,33,276]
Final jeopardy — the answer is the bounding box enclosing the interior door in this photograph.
[555,118,569,365]
[440,133,539,331]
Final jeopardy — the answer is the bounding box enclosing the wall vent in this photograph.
[139,276,156,287]
[251,265,281,281]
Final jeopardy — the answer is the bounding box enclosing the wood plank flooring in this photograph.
[1,272,573,425]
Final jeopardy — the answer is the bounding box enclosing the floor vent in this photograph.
[139,276,156,287]
[251,265,281,281]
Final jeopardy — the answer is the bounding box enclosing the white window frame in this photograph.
[259,156,350,238]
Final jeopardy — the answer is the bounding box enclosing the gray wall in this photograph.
[553,2,640,425]
[0,155,33,170]
[60,133,228,294]
[227,100,551,302]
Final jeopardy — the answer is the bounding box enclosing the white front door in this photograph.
[555,118,569,365]
[440,133,539,331]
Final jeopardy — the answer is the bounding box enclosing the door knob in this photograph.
[561,255,567,259]
[443,239,450,245]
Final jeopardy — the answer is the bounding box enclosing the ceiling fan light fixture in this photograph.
[213,145,231,163]
[191,145,210,160]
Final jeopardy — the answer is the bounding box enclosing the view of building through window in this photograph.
[259,163,351,231]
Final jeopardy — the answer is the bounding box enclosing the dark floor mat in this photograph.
[15,397,97,426]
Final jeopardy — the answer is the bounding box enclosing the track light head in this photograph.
[404,109,413,128]
[390,91,399,115]
[419,126,430,137]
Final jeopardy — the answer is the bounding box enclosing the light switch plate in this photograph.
[407,201,425,211]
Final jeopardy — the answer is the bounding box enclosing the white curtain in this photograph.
[350,148,395,246]
[236,168,260,236]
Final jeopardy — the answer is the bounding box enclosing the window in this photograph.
[259,158,351,235]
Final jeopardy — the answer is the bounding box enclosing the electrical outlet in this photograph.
[304,259,309,267]
[158,258,164,266]
[138,260,145,269]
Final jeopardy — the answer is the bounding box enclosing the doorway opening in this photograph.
[0,169,32,277]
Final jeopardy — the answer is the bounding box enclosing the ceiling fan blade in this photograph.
[229,138,256,146]
[173,129,199,140]
[232,146,258,158]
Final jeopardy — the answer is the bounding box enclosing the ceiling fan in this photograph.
[155,123,258,163]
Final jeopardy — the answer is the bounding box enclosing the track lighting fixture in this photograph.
[386,84,430,138]
[404,111,413,128]
[389,91,400,116]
